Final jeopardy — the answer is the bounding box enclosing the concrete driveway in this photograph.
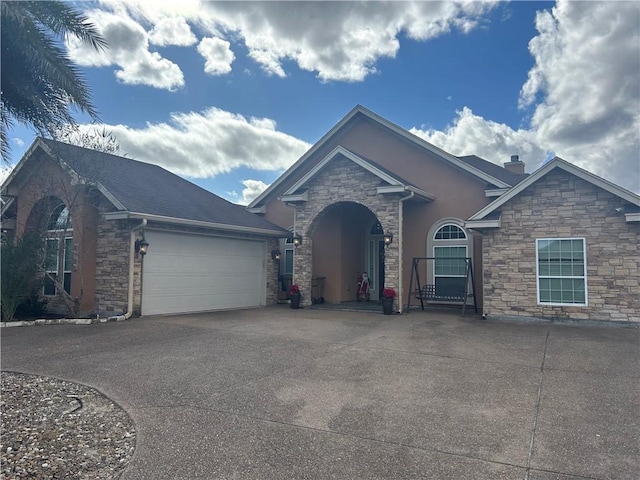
[1,306,638,479]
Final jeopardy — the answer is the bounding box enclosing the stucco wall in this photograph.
[482,169,640,323]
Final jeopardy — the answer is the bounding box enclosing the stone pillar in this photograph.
[293,237,313,307]
[265,238,280,305]
[383,241,400,312]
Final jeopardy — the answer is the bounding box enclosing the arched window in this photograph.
[47,204,72,231]
[434,224,466,240]
[427,220,472,301]
[370,221,383,235]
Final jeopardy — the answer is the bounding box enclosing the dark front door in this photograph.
[378,240,385,299]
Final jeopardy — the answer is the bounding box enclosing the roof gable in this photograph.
[468,157,640,223]
[282,146,435,201]
[248,105,514,208]
[3,138,287,235]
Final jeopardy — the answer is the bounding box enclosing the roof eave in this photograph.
[469,158,640,221]
[377,185,436,201]
[465,218,501,230]
[0,138,49,195]
[485,187,510,198]
[625,212,640,222]
[104,211,287,237]
[280,191,309,203]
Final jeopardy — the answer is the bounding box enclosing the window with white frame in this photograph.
[44,237,72,295]
[536,238,587,305]
[433,224,468,298]
[44,204,73,296]
[283,236,294,276]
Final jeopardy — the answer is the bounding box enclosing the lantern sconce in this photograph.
[271,249,281,261]
[135,238,149,256]
[292,234,303,247]
[383,232,393,247]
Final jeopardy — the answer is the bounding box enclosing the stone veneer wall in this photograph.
[293,156,401,309]
[482,169,640,323]
[94,216,131,315]
[94,219,281,315]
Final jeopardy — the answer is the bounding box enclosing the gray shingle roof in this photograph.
[457,155,529,187]
[39,138,287,235]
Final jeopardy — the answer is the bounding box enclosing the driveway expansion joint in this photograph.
[525,329,550,479]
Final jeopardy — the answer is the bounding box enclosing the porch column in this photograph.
[293,237,313,307]
[380,200,401,312]
[384,237,400,312]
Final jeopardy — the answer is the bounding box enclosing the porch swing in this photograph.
[406,257,478,315]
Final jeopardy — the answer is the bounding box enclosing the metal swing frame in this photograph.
[405,257,478,315]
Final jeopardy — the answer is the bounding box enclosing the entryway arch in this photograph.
[306,201,389,304]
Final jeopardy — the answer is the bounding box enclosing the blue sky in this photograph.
[4,1,639,201]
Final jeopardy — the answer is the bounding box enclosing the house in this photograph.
[248,105,529,313]
[1,138,287,318]
[467,157,640,323]
[249,105,639,323]
[4,106,638,324]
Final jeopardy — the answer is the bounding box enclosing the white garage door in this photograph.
[141,230,266,315]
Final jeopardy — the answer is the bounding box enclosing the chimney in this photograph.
[504,154,525,175]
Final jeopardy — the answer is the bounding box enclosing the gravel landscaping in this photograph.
[1,371,135,479]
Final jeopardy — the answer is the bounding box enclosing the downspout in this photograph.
[109,218,146,321]
[397,190,414,313]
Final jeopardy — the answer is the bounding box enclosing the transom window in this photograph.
[434,224,466,240]
[47,204,72,231]
[370,221,384,235]
[536,238,587,305]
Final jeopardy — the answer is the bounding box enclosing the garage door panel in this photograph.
[142,231,265,315]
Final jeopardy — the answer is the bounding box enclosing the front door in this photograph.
[366,237,386,300]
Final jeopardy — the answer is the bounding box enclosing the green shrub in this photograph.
[1,233,44,322]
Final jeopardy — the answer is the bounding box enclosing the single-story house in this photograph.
[3,105,638,324]
[1,137,287,318]
[249,105,639,323]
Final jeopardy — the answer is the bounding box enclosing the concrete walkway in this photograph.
[2,306,638,479]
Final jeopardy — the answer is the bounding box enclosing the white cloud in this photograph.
[99,107,310,178]
[148,17,197,46]
[93,0,499,82]
[410,107,548,167]
[237,179,270,206]
[11,138,25,148]
[197,37,235,75]
[413,1,640,193]
[66,9,184,90]
[0,164,13,186]
[202,1,500,82]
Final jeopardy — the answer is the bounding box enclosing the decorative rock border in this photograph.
[0,316,130,328]
[1,371,136,479]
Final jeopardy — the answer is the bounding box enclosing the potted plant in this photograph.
[381,288,396,315]
[289,284,301,309]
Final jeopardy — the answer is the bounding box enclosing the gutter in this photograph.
[109,218,146,321]
[397,190,415,313]
[104,211,286,237]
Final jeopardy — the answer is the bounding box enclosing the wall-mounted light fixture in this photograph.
[271,249,281,261]
[135,238,149,256]
[383,232,393,247]
[292,234,303,247]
